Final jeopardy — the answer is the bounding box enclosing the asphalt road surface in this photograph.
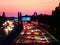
[11,22,59,45]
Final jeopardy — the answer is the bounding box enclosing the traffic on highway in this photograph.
[11,21,59,45]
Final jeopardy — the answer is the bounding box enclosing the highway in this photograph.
[11,22,59,45]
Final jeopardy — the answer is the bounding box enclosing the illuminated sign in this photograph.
[22,17,31,21]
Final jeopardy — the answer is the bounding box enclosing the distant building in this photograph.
[0,12,6,27]
[33,12,37,16]
[18,12,22,20]
[57,3,60,10]
[33,12,38,22]
[2,12,6,22]
[2,12,5,17]
[18,12,22,24]
[54,3,60,16]
[52,3,60,21]
[52,3,60,37]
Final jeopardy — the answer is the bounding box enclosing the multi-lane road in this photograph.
[11,22,59,45]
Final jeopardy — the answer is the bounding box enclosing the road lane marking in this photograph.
[40,27,58,42]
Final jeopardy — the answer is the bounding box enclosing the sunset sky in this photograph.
[0,0,60,17]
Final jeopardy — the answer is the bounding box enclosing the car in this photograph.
[26,32,31,35]
[20,38,25,43]
[31,32,35,37]
[40,39,49,44]
[34,32,40,35]
[31,32,34,35]
[40,36,45,38]
[31,30,34,32]
[40,38,46,40]
[31,37,35,39]
[40,40,48,43]
[20,31,24,35]
[40,43,48,45]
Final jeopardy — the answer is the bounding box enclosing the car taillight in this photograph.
[40,43,48,45]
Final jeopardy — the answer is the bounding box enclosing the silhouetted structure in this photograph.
[18,11,23,33]
[0,12,6,27]
[2,12,6,22]
[31,12,38,21]
[52,3,60,28]
[0,16,3,27]
[52,3,60,40]
[18,12,22,25]
[34,12,37,16]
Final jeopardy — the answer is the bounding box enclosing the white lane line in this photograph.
[16,39,20,44]
[40,27,58,42]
